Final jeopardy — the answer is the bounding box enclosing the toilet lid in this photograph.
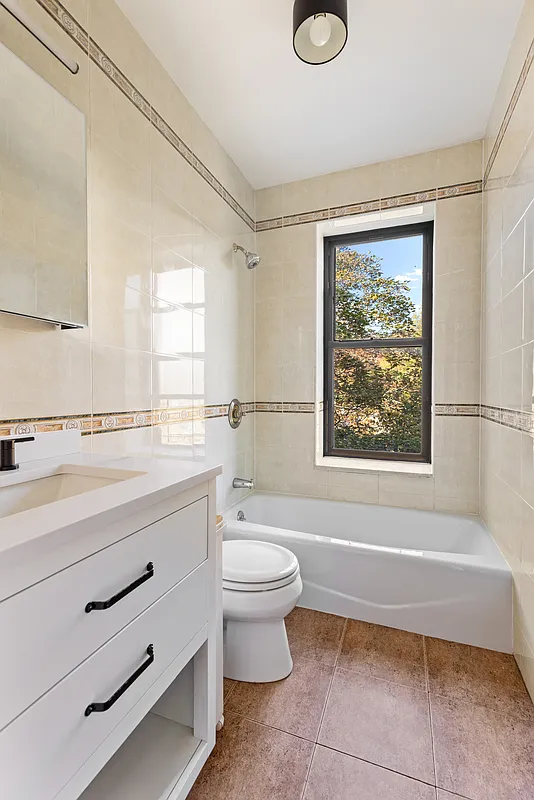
[223,540,299,587]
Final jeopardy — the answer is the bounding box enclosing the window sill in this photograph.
[316,455,433,477]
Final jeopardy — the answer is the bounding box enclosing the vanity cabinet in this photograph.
[0,472,221,800]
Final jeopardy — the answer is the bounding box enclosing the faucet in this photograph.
[232,477,254,490]
[0,436,35,471]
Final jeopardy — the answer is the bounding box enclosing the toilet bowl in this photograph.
[222,539,303,683]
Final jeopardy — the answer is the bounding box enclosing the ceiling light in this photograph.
[293,0,348,65]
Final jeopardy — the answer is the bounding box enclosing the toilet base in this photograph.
[224,618,293,683]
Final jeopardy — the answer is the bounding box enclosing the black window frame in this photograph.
[323,221,434,463]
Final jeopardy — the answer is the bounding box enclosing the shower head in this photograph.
[233,242,261,269]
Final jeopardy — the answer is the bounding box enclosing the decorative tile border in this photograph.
[435,403,480,417]
[2,402,531,438]
[481,404,534,436]
[255,402,315,413]
[34,0,255,231]
[0,402,253,438]
[256,181,483,232]
[484,34,534,184]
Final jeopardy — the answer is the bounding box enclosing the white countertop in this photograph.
[0,453,222,600]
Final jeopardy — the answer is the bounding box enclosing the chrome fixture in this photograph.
[228,398,244,429]
[293,0,348,65]
[237,510,246,522]
[233,243,261,270]
[0,0,80,74]
[233,478,254,490]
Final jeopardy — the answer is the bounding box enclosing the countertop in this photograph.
[0,453,222,600]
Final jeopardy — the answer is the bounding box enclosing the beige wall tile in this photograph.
[379,149,438,198]
[88,0,152,99]
[0,328,91,418]
[436,141,483,187]
[484,17,534,689]
[89,61,151,178]
[92,344,151,412]
[378,491,434,512]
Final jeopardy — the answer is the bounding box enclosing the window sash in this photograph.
[323,221,433,463]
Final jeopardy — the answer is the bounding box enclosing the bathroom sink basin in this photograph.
[0,465,143,518]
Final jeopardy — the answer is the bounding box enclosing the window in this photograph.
[323,222,433,463]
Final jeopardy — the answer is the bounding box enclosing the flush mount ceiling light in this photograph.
[293,0,348,65]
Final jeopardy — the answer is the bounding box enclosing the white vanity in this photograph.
[0,434,222,800]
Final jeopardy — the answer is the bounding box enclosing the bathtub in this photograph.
[225,492,512,653]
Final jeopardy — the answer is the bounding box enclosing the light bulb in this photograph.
[309,14,331,48]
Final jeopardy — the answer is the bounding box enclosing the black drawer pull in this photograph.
[85,645,155,717]
[85,562,154,613]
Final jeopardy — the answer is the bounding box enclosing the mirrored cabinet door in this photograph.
[0,41,87,328]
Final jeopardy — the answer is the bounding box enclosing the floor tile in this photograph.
[338,619,426,689]
[431,694,534,800]
[426,637,534,720]
[436,792,470,799]
[318,667,434,784]
[188,712,313,800]
[285,607,346,666]
[225,658,334,740]
[303,745,436,800]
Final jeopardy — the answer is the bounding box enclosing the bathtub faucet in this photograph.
[233,477,254,490]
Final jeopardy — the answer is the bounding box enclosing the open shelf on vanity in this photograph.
[79,637,214,800]
[80,713,203,800]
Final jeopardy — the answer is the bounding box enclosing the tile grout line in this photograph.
[423,636,438,790]
[301,616,349,799]
[305,740,444,792]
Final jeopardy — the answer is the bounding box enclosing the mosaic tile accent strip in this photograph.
[34,0,255,231]
[256,181,483,231]
[484,33,534,184]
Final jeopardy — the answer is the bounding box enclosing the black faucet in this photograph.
[0,437,35,471]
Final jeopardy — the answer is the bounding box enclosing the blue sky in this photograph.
[351,235,423,308]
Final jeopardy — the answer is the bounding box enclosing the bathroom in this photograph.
[0,0,532,797]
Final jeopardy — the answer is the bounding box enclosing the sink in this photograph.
[0,465,143,518]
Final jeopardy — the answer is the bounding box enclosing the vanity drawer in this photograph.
[0,496,207,731]
[0,560,208,800]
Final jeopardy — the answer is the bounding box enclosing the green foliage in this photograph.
[333,246,423,454]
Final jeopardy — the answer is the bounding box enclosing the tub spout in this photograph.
[233,477,254,490]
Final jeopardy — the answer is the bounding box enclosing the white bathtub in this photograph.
[225,492,512,652]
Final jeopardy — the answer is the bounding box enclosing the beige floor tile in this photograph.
[426,637,534,720]
[431,695,534,800]
[188,713,313,800]
[285,607,346,666]
[318,668,434,783]
[338,619,426,689]
[225,658,334,741]
[436,792,470,799]
[303,746,436,800]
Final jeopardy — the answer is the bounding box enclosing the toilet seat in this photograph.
[223,540,299,592]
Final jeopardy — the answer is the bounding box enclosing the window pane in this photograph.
[334,236,423,340]
[333,347,423,454]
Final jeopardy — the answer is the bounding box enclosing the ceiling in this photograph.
[116,0,524,189]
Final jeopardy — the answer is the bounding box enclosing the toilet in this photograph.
[222,540,303,683]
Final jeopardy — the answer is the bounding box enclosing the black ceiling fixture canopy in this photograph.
[293,0,348,65]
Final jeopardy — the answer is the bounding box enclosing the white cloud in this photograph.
[394,266,422,283]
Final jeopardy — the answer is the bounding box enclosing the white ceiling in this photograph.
[116,0,524,189]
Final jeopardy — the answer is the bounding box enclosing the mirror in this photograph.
[0,41,87,328]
